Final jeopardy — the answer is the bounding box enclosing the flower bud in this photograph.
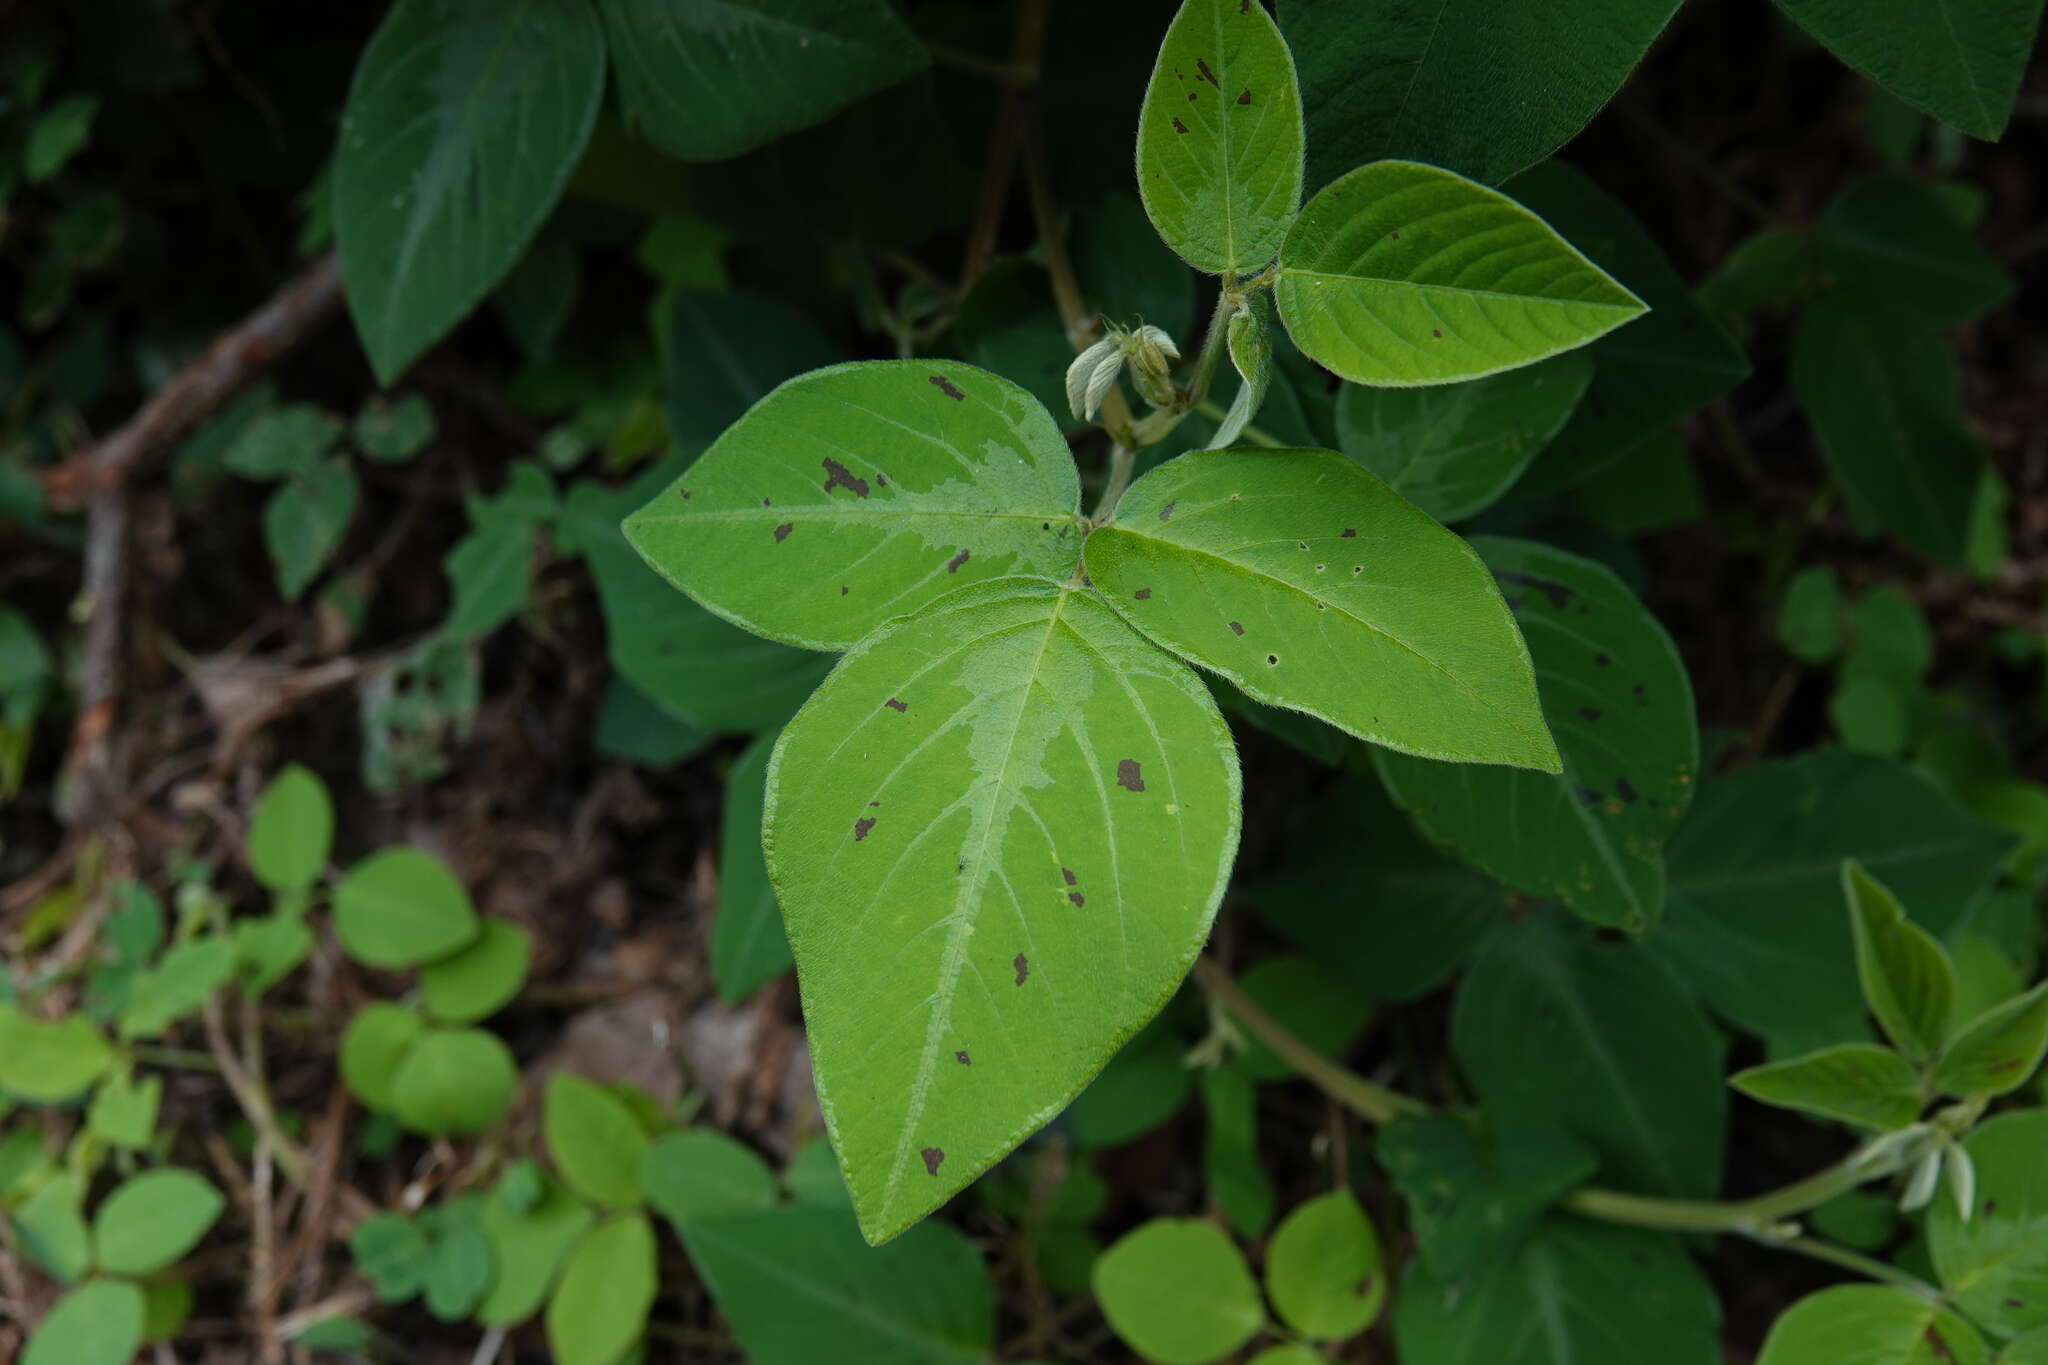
[1066,336,1124,422]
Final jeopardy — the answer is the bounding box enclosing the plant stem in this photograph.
[1091,446,1138,523]
[1193,400,1283,447]
[1777,1236,1945,1302]
[1180,285,1238,412]
[1193,953,1914,1249]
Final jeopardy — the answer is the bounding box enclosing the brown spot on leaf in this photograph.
[946,548,971,573]
[1229,621,1244,635]
[1616,777,1639,804]
[956,1051,971,1066]
[1391,231,1400,240]
[876,473,886,486]
[853,817,875,841]
[930,374,965,400]
[1159,501,1177,522]
[1116,759,1145,792]
[1062,867,1077,885]
[1196,58,1220,87]
[821,457,870,499]
[677,487,691,499]
[773,522,794,543]
[1341,528,1357,537]
[1013,954,1030,986]
[1135,588,1152,600]
[921,1146,945,1175]
[1265,653,1279,665]
[1173,117,1189,134]
[762,497,772,506]
[885,698,908,713]
[1431,329,1443,338]
[1068,891,1085,907]
[840,585,849,595]
[1924,1326,1959,1365]
[1188,91,1198,101]
[1237,89,1252,105]
[1579,707,1602,722]
[1496,570,1574,609]
[1240,0,1250,11]
[1595,651,1610,666]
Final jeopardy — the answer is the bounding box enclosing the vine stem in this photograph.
[1191,955,1915,1249]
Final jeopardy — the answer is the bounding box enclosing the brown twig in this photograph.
[956,0,1052,290]
[51,252,345,829]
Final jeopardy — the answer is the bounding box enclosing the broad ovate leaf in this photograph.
[1334,353,1592,522]
[765,577,1239,1244]
[1933,981,2048,1099]
[625,361,1085,652]
[1265,1190,1385,1340]
[1274,161,1645,387]
[1756,1285,1989,1365]
[1375,537,1696,933]
[1772,0,2045,139]
[1931,1109,2048,1337]
[1730,1043,1924,1131]
[597,0,929,162]
[1084,449,1557,771]
[1844,860,1955,1062]
[1094,1218,1265,1365]
[1137,0,1304,274]
[334,0,605,383]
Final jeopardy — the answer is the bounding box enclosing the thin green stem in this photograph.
[1091,445,1138,523]
[1180,285,1238,412]
[1194,954,1910,1244]
[1775,1237,1944,1303]
[1194,400,1283,447]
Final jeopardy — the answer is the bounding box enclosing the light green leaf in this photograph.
[264,458,358,600]
[713,731,792,1002]
[88,1070,161,1149]
[224,406,342,480]
[1818,174,2013,326]
[477,1173,594,1328]
[1375,537,1696,933]
[1454,912,1725,1198]
[1274,161,1644,388]
[339,1002,426,1112]
[25,93,100,182]
[545,1213,657,1365]
[247,764,334,892]
[624,361,1085,652]
[1251,1349,1326,1365]
[420,918,531,1024]
[1792,294,1984,567]
[1757,1285,1989,1365]
[352,393,437,462]
[1277,0,1683,191]
[1503,163,1752,496]
[1931,1109,2048,1336]
[0,1003,112,1101]
[1730,1043,1924,1130]
[678,1204,992,1365]
[333,847,480,969]
[2004,1327,2048,1364]
[234,915,315,995]
[661,291,840,449]
[1086,448,1557,771]
[1395,1217,1719,1365]
[1933,981,2048,1098]
[1266,1190,1384,1341]
[563,469,832,732]
[421,1206,492,1323]
[1379,1109,1598,1282]
[334,0,605,383]
[765,577,1238,1243]
[544,1074,649,1210]
[1778,566,1842,664]
[1209,293,1274,449]
[389,1027,517,1136]
[21,1280,145,1365]
[117,938,237,1040]
[1136,0,1304,274]
[1647,751,2011,1041]
[442,521,534,639]
[93,1169,226,1276]
[597,0,928,162]
[1772,0,2044,138]
[14,1173,91,1282]
[1334,353,1591,522]
[641,1129,779,1228]
[1094,1218,1265,1365]
[1845,860,1956,1062]
[1200,1066,1272,1237]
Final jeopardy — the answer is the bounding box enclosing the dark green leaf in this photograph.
[116,938,236,1040]
[334,0,605,382]
[1818,173,2013,325]
[1378,1109,1598,1281]
[264,458,358,600]
[442,521,534,639]
[712,731,792,1002]
[1932,981,2048,1098]
[1777,566,1843,664]
[351,393,436,463]
[641,1129,779,1228]
[1067,1012,1196,1149]
[351,1212,432,1303]
[494,236,580,362]
[1772,0,2045,138]
[1078,192,1196,343]
[223,406,342,480]
[1200,1066,1273,1238]
[661,291,840,450]
[1730,1043,1924,1130]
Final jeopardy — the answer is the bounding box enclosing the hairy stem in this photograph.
[1194,954,1913,1249]
[1193,400,1284,447]
[1180,285,1239,412]
[1091,446,1138,524]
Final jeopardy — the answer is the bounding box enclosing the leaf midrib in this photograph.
[1283,269,1642,313]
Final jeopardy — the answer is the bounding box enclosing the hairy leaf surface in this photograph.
[1087,449,1557,771]
[766,577,1239,1243]
[1136,0,1304,274]
[626,362,1085,651]
[1275,162,1644,387]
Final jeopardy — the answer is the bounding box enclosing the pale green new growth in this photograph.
[624,361,1085,652]
[1136,0,1304,274]
[1276,161,1646,387]
[765,578,1240,1243]
[1731,1044,1924,1131]
[1210,292,1274,449]
[1086,450,1558,772]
